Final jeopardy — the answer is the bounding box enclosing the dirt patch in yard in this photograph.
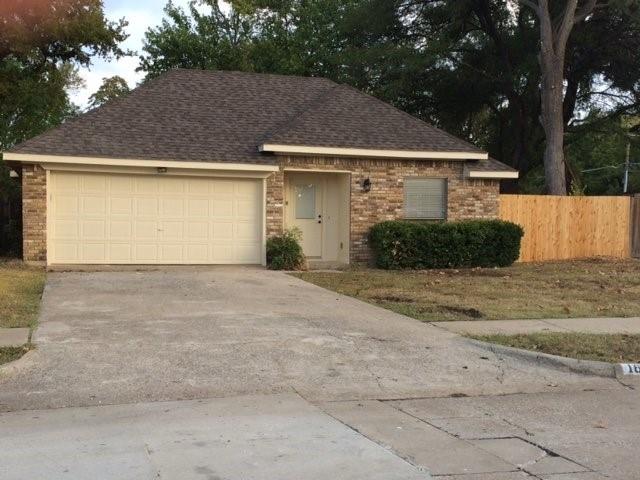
[293,258,640,322]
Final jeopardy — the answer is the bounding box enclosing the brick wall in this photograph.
[19,157,499,265]
[22,164,47,263]
[266,155,500,263]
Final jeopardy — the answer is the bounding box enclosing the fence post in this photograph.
[632,195,640,258]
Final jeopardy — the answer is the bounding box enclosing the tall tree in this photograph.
[88,75,130,109]
[518,0,602,193]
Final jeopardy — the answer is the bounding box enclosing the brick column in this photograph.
[22,164,47,263]
[265,170,284,237]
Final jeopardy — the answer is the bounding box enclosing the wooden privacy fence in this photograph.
[499,194,636,262]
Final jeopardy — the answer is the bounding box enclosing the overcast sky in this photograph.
[71,0,194,108]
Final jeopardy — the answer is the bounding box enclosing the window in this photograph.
[403,178,447,220]
[295,184,316,219]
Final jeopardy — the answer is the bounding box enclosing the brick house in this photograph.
[4,69,517,266]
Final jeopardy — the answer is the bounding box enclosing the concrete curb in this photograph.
[466,338,616,378]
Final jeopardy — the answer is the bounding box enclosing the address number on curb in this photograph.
[619,363,640,375]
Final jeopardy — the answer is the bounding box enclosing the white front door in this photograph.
[289,174,323,258]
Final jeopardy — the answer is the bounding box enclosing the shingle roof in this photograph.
[264,84,484,153]
[466,157,517,174]
[9,69,485,163]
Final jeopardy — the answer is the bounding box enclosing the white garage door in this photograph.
[49,171,263,264]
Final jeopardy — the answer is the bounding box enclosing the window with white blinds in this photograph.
[403,178,447,220]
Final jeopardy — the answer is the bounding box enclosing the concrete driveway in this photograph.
[0,267,619,412]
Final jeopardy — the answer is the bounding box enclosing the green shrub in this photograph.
[266,228,306,270]
[369,220,524,269]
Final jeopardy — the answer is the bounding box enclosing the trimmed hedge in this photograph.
[266,228,306,270]
[369,220,524,269]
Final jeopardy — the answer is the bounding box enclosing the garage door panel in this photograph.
[135,244,158,262]
[136,198,158,216]
[56,196,79,215]
[135,220,158,240]
[80,220,106,240]
[50,172,262,264]
[187,178,210,195]
[82,243,106,262]
[213,181,234,195]
[187,221,208,239]
[53,220,79,240]
[109,244,132,262]
[187,199,209,217]
[212,244,234,261]
[212,222,233,240]
[160,221,183,239]
[55,174,79,192]
[53,243,79,263]
[159,244,184,263]
[110,176,134,193]
[159,178,185,194]
[110,197,133,215]
[81,176,107,193]
[81,197,106,215]
[135,177,158,194]
[110,221,132,239]
[186,244,209,262]
[237,199,259,218]
[212,199,233,217]
[236,245,261,263]
[160,198,184,216]
[236,222,260,240]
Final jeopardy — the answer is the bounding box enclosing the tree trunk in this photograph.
[540,58,567,194]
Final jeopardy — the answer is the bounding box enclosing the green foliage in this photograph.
[139,0,640,194]
[88,76,130,109]
[139,1,258,77]
[266,228,306,270]
[0,0,128,151]
[564,113,640,195]
[369,220,523,270]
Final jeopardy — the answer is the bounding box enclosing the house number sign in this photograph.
[619,363,640,375]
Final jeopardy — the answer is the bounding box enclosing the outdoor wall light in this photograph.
[362,177,372,192]
[157,167,168,174]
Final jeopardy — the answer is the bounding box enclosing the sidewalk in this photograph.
[433,316,640,336]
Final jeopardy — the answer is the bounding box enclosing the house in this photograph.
[4,69,517,266]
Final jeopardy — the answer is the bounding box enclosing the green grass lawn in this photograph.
[293,258,640,322]
[472,332,640,363]
[0,260,45,365]
[0,260,46,329]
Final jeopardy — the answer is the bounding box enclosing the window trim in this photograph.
[403,177,448,221]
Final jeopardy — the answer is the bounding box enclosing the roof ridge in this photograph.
[336,83,485,153]
[260,83,342,145]
[171,67,336,84]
